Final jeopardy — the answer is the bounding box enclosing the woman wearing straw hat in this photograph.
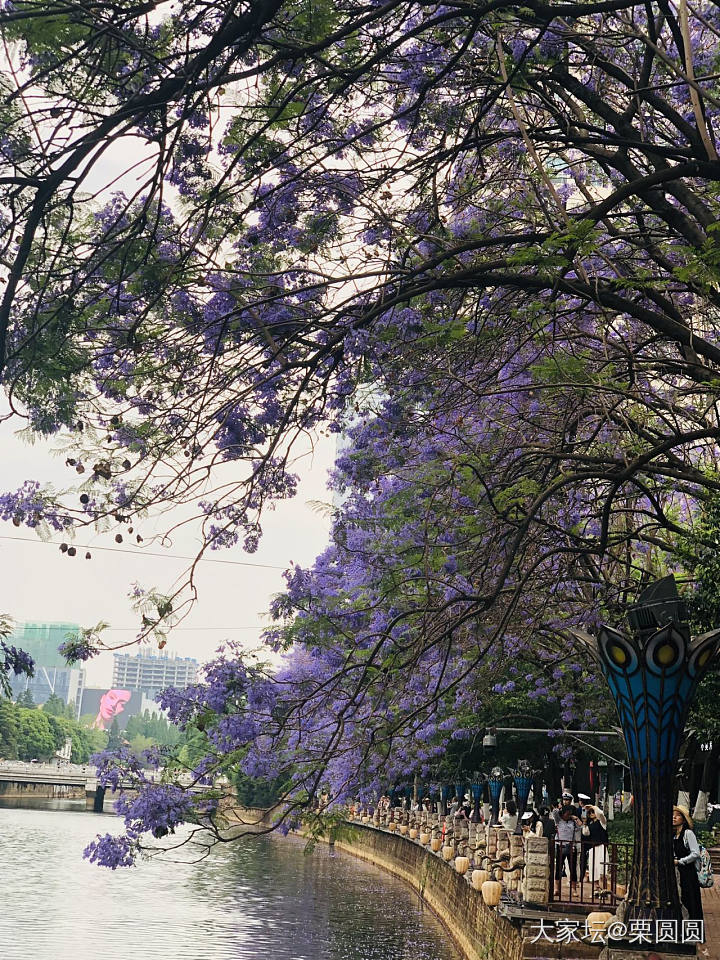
[581,806,609,895]
[521,809,542,836]
[673,805,703,921]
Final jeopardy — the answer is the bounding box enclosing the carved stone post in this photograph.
[522,835,550,906]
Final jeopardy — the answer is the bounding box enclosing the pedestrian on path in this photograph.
[554,805,581,897]
[501,800,518,832]
[673,804,704,922]
[581,805,608,894]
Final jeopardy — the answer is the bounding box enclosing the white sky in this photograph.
[0,419,335,686]
[0,82,342,688]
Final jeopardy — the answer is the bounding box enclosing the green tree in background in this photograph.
[678,496,720,815]
[129,734,154,756]
[234,770,286,810]
[15,689,35,709]
[70,724,108,764]
[0,697,108,762]
[46,715,67,754]
[0,698,19,759]
[17,708,56,760]
[42,693,69,718]
[107,717,122,750]
[174,728,210,772]
[125,711,181,747]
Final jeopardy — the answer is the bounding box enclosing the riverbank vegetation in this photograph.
[0,695,107,763]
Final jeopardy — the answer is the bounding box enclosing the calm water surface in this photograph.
[0,804,462,960]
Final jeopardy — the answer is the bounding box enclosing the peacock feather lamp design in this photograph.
[470,772,485,822]
[487,767,504,825]
[512,760,535,820]
[592,576,720,929]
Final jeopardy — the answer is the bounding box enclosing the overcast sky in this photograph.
[1,417,335,687]
[0,108,341,688]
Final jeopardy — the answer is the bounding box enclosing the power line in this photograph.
[0,534,287,570]
[16,624,267,632]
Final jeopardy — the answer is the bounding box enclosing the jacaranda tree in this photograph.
[2,0,720,859]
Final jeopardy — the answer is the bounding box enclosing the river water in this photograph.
[0,804,462,960]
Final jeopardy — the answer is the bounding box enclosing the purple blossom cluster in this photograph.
[84,833,137,870]
[3,0,720,853]
[0,482,73,532]
[58,635,95,664]
[1,642,34,678]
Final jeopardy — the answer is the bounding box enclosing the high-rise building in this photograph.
[11,665,85,716]
[8,622,85,716]
[10,621,78,668]
[112,648,199,697]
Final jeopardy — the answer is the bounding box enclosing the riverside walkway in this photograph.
[349,806,720,958]
[701,867,720,960]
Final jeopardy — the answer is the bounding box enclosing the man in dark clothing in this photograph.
[539,806,556,840]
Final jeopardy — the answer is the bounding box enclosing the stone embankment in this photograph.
[216,799,277,835]
[334,821,526,960]
[328,808,605,960]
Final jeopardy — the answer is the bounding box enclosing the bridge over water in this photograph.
[0,761,167,810]
[0,761,220,812]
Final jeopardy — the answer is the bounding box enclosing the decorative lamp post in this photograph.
[455,780,466,805]
[579,575,720,931]
[404,784,413,811]
[470,773,484,822]
[429,783,439,815]
[441,783,453,817]
[487,766,504,825]
[513,760,534,818]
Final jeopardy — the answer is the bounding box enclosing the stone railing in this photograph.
[347,806,551,907]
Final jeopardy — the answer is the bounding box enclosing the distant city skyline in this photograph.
[1,415,336,687]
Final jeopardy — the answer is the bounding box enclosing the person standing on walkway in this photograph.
[501,799,518,832]
[672,805,704,921]
[576,793,591,876]
[581,805,608,894]
[538,806,556,841]
[554,805,581,897]
[552,791,574,824]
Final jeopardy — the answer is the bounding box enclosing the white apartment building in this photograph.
[112,648,199,696]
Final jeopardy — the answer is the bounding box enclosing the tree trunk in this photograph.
[546,752,562,802]
[604,761,615,820]
[692,741,720,821]
[693,789,709,822]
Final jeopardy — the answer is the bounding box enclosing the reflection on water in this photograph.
[0,797,86,810]
[0,807,461,960]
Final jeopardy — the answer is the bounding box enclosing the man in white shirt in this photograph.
[553,805,582,897]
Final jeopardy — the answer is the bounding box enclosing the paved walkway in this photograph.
[552,876,624,911]
[550,874,720,957]
[701,878,720,959]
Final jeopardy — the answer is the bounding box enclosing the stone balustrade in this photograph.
[347,805,551,907]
